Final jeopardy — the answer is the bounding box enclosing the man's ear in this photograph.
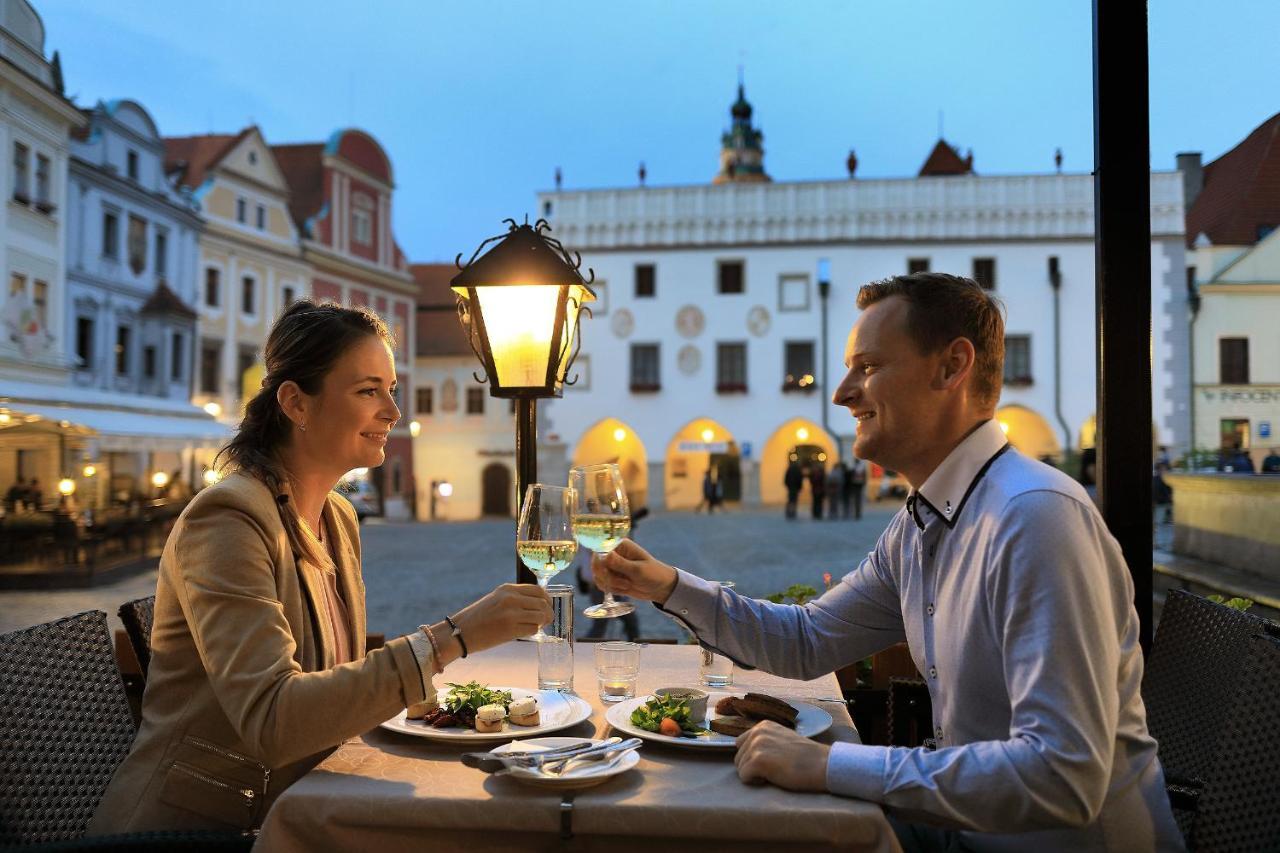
[934,337,976,392]
[276,380,307,429]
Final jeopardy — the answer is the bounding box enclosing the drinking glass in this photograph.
[595,641,640,702]
[537,584,575,691]
[516,483,576,642]
[699,581,736,686]
[569,463,634,619]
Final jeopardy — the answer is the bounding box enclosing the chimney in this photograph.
[1176,152,1203,208]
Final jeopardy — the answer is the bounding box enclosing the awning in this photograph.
[0,402,231,452]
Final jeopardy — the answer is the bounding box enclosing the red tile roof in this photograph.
[140,280,197,320]
[1186,112,1280,248]
[271,143,326,235]
[413,263,471,357]
[163,130,247,189]
[919,139,974,177]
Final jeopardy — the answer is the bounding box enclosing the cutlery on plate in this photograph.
[461,737,620,774]
[541,737,643,777]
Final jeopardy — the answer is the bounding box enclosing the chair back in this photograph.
[887,677,933,747]
[0,611,137,845]
[1191,633,1280,852]
[1142,589,1271,785]
[118,595,156,678]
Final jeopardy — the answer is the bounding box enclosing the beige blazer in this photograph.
[89,472,428,833]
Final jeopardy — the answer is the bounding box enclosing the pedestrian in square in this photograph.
[846,458,866,519]
[825,462,843,520]
[783,459,803,519]
[808,463,825,519]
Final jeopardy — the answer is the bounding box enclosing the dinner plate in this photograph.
[380,687,593,742]
[604,691,833,750]
[490,736,641,790]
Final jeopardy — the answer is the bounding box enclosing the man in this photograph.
[598,272,1182,851]
[1263,447,1280,474]
[784,459,803,519]
[846,457,866,519]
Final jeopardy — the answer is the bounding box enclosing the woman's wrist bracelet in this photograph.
[419,623,444,674]
[445,614,468,658]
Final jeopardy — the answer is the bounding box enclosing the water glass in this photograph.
[700,581,735,687]
[595,641,640,702]
[537,585,575,691]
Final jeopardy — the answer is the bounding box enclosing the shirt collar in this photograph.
[908,419,1011,530]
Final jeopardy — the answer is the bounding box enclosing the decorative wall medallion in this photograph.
[747,305,771,337]
[677,345,701,376]
[611,308,634,338]
[675,305,705,339]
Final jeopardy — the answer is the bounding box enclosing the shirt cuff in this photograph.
[826,741,889,802]
[655,569,722,636]
[405,629,438,704]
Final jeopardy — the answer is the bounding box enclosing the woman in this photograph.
[90,301,550,833]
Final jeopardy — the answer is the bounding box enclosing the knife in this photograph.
[461,737,620,774]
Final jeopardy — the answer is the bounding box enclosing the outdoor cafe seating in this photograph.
[2,591,1278,851]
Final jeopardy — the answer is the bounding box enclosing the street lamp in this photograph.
[452,218,595,582]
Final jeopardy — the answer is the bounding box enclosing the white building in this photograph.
[527,86,1188,509]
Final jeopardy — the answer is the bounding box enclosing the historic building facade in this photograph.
[531,85,1188,509]
[273,129,417,519]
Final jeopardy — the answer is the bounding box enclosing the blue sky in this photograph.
[40,0,1277,262]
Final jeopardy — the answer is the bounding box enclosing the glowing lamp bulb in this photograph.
[409,420,422,438]
[58,478,76,496]
[82,464,96,478]
[437,482,454,498]
[613,427,626,442]
[701,428,714,443]
[796,427,810,442]
[151,471,170,489]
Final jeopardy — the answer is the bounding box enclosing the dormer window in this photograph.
[352,192,374,246]
[248,150,258,165]
[127,150,139,181]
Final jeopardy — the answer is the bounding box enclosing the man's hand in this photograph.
[595,539,679,604]
[733,721,831,793]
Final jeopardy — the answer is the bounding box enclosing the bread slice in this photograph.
[714,695,743,716]
[406,700,439,719]
[709,715,759,737]
[737,693,798,728]
[474,715,504,733]
[508,710,540,727]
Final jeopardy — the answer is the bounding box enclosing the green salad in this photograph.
[630,694,709,737]
[443,681,513,715]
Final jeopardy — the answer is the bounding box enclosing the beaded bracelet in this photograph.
[419,623,444,674]
[445,614,468,659]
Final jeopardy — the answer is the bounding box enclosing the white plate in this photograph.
[380,687,593,742]
[604,691,833,750]
[490,736,641,789]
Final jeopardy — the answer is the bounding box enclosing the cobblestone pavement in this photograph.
[0,504,898,639]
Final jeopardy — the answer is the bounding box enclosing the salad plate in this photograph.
[604,691,832,750]
[381,686,593,742]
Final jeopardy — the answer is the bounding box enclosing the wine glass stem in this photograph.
[596,551,618,604]
[535,577,549,639]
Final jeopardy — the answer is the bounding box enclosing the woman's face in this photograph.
[300,334,400,476]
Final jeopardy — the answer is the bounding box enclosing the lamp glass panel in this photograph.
[476,284,560,388]
[556,284,587,384]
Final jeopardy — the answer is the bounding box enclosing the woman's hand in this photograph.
[595,539,679,605]
[450,583,551,655]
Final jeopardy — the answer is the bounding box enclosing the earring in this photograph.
[299,422,307,433]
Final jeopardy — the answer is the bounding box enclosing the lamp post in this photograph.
[451,219,595,583]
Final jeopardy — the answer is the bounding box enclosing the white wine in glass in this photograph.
[570,463,635,619]
[516,483,575,642]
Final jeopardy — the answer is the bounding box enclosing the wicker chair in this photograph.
[0,611,251,850]
[887,677,933,748]
[1189,633,1280,852]
[117,596,156,679]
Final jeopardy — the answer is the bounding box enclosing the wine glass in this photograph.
[516,483,576,642]
[569,463,635,619]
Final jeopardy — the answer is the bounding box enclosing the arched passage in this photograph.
[664,418,738,510]
[480,462,512,517]
[759,418,837,505]
[571,418,649,508]
[996,405,1061,462]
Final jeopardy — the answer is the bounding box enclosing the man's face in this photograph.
[832,297,942,470]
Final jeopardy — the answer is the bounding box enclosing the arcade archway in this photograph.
[759,418,837,505]
[664,418,739,510]
[996,405,1061,462]
[571,418,649,508]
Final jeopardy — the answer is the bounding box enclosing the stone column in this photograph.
[740,457,760,508]
[646,460,665,511]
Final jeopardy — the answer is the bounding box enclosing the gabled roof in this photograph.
[163,130,248,190]
[919,139,974,177]
[1186,112,1280,249]
[413,263,472,358]
[140,280,197,320]
[271,143,326,234]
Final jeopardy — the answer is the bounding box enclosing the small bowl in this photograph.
[654,686,709,721]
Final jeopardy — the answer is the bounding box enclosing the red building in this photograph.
[274,129,417,519]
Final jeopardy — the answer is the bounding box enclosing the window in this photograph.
[12,142,28,200]
[241,275,255,315]
[248,150,258,165]
[115,325,131,375]
[255,204,266,230]
[908,257,930,274]
[204,268,220,307]
[352,208,372,245]
[630,343,660,391]
[281,285,295,309]
[783,341,815,391]
[143,345,156,379]
[973,257,996,290]
[465,386,485,415]
[718,260,744,294]
[200,340,222,394]
[1004,335,1032,384]
[126,150,139,181]
[34,154,50,208]
[9,272,25,300]
[76,316,94,369]
[416,386,434,414]
[236,197,247,224]
[155,229,168,276]
[778,274,809,312]
[1220,338,1249,385]
[171,333,184,381]
[716,342,747,392]
[128,215,147,274]
[102,210,119,258]
[32,280,46,327]
[237,347,257,399]
[635,264,655,297]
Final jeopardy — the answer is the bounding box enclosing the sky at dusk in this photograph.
[38,0,1278,262]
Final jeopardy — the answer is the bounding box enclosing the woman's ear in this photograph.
[276,380,307,431]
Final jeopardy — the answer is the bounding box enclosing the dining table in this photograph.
[253,640,901,852]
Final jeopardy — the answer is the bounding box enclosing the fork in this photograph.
[541,737,642,777]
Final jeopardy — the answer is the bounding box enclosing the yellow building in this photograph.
[164,127,309,421]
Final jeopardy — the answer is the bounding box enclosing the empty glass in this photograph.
[699,581,736,686]
[537,584,575,691]
[595,641,640,702]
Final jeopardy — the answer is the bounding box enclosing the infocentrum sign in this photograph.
[1197,386,1280,405]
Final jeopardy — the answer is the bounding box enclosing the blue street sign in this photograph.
[741,441,753,459]
[1261,421,1271,439]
